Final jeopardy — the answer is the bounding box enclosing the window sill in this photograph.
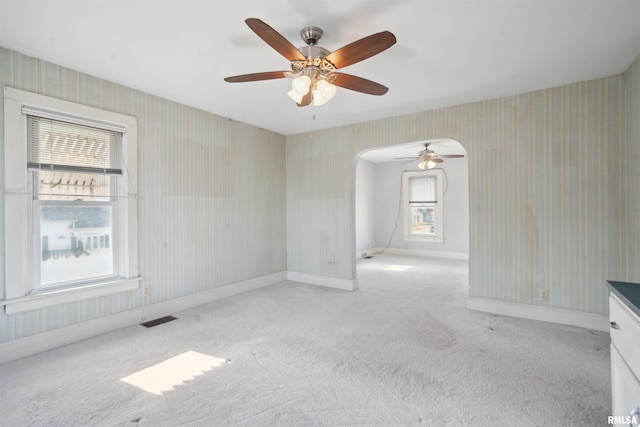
[2,277,140,315]
[404,235,444,243]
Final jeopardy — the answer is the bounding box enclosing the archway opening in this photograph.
[354,138,469,286]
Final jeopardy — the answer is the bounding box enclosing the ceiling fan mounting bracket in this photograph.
[300,26,324,46]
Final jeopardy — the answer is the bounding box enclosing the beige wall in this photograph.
[619,54,640,282]
[0,47,287,343]
[287,72,630,316]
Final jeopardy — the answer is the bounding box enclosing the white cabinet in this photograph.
[611,345,640,421]
[610,294,640,424]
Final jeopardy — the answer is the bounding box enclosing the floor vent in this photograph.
[141,316,177,328]
[363,255,374,259]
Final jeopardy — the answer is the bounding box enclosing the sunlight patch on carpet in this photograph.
[121,351,226,395]
[384,265,412,271]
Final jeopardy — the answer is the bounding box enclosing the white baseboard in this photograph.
[287,271,358,291]
[143,271,288,320]
[467,297,609,332]
[370,247,469,260]
[0,271,287,366]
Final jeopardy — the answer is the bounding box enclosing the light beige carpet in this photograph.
[0,254,610,426]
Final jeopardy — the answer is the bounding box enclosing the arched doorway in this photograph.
[354,139,469,281]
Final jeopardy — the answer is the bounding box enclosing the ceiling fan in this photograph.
[395,143,465,169]
[224,18,396,107]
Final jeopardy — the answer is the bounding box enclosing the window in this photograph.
[29,116,121,288]
[403,170,443,242]
[3,87,139,314]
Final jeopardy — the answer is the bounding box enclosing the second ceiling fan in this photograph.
[395,143,465,170]
[224,18,396,107]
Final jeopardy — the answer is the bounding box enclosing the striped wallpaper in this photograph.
[1,44,639,346]
[620,54,640,283]
[0,47,287,343]
[286,67,638,316]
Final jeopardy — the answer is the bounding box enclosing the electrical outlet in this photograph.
[539,289,548,302]
[144,286,149,297]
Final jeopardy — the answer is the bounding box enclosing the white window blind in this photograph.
[410,176,436,203]
[26,115,122,175]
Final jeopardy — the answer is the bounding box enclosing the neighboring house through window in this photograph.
[3,87,139,314]
[403,170,444,242]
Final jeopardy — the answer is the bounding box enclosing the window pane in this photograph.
[411,203,436,235]
[37,171,114,201]
[40,205,114,287]
[410,177,436,202]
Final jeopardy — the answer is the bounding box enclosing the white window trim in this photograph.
[403,170,444,243]
[3,87,139,315]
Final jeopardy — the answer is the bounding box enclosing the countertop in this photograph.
[607,280,640,318]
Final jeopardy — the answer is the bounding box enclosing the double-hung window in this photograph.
[3,88,139,314]
[28,116,122,287]
[403,170,444,242]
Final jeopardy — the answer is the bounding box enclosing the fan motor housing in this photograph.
[298,45,331,59]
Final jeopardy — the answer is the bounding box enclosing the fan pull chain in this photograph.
[309,111,315,141]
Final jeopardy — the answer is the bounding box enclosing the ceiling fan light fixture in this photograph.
[291,75,311,95]
[287,89,304,103]
[427,159,436,169]
[288,75,312,103]
[312,79,337,106]
[418,159,427,169]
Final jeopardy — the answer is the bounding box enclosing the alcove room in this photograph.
[1,1,640,425]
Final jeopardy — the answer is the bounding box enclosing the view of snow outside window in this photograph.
[40,205,113,286]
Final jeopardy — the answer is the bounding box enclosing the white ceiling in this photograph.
[360,138,466,163]
[2,0,640,141]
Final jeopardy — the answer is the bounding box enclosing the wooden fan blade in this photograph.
[224,71,289,83]
[432,157,444,163]
[437,154,465,158]
[394,157,419,160]
[245,18,306,61]
[297,91,312,107]
[330,73,388,96]
[325,31,396,69]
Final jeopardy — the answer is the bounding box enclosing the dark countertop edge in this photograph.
[607,280,640,319]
